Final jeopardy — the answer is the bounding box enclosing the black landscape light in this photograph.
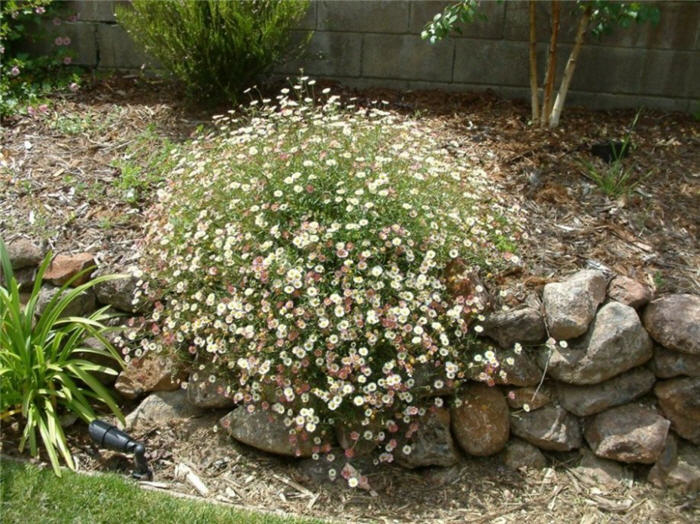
[89,419,152,480]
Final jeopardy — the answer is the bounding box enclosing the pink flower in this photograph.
[63,56,72,65]
[53,17,61,26]
[10,66,20,76]
[63,36,71,45]
[35,6,46,14]
[69,82,79,92]
[38,104,48,113]
[54,37,62,46]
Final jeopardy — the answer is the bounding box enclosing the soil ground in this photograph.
[1,75,698,522]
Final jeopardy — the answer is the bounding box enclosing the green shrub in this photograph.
[133,83,521,472]
[0,240,125,476]
[0,0,81,118]
[116,0,311,104]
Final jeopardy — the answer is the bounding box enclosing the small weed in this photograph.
[581,160,650,199]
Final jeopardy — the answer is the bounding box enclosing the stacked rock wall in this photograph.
[5,238,699,491]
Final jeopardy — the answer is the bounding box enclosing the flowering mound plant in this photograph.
[134,81,522,464]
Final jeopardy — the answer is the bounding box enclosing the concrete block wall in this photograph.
[57,0,700,112]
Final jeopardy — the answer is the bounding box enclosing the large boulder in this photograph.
[395,407,459,469]
[187,360,236,409]
[648,436,700,493]
[220,408,315,458]
[543,270,607,340]
[510,405,582,451]
[540,302,652,385]
[607,276,652,309]
[643,294,700,355]
[44,253,95,287]
[654,377,700,444]
[123,390,202,432]
[482,307,545,349]
[576,448,632,489]
[492,349,542,387]
[584,405,670,464]
[451,383,509,456]
[114,350,188,399]
[556,367,656,417]
[651,345,700,379]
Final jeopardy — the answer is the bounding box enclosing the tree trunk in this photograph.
[541,0,560,126]
[549,5,591,128]
[528,1,539,123]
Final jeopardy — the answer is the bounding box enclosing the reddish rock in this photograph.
[643,294,700,355]
[493,350,542,387]
[584,405,670,464]
[187,363,236,409]
[444,258,491,313]
[451,383,510,456]
[649,437,700,493]
[576,448,632,488]
[510,405,582,452]
[44,253,95,286]
[654,377,700,444]
[336,419,381,457]
[607,275,652,309]
[115,350,188,399]
[395,407,459,468]
[124,390,201,432]
[505,386,551,411]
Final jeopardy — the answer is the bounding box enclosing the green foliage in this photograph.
[115,0,311,104]
[0,0,82,118]
[1,459,325,524]
[0,239,125,476]
[128,83,522,467]
[420,0,484,43]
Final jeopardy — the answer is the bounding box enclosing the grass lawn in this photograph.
[0,458,324,524]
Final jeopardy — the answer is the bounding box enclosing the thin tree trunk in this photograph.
[549,6,591,128]
[528,1,539,123]
[541,0,560,126]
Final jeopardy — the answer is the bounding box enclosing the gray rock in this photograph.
[576,447,632,488]
[649,437,700,493]
[584,405,670,464]
[510,405,582,451]
[607,275,652,309]
[651,345,700,378]
[643,294,700,355]
[494,349,542,387]
[35,285,96,318]
[94,271,143,313]
[556,367,656,417]
[395,407,459,469]
[505,386,552,411]
[654,377,700,444]
[115,350,187,399]
[7,238,43,269]
[124,390,202,432]
[543,270,607,340]
[482,307,545,349]
[186,360,236,409]
[540,302,652,385]
[451,383,510,456]
[503,438,547,470]
[220,408,314,457]
[14,266,36,291]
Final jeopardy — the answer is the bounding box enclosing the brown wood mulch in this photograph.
[1,75,699,522]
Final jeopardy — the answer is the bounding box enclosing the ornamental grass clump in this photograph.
[135,82,522,466]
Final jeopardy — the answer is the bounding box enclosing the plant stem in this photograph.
[541,0,560,126]
[549,5,591,128]
[528,1,539,123]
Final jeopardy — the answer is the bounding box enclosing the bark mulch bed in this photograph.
[1,75,698,522]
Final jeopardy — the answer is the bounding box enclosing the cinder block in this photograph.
[65,1,124,23]
[96,24,153,69]
[295,1,317,30]
[60,22,98,67]
[317,0,410,33]
[688,55,700,98]
[639,50,694,97]
[362,33,454,81]
[569,45,644,95]
[453,39,529,86]
[409,0,504,39]
[276,31,362,77]
[597,2,700,51]
[565,91,689,112]
[503,1,579,44]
